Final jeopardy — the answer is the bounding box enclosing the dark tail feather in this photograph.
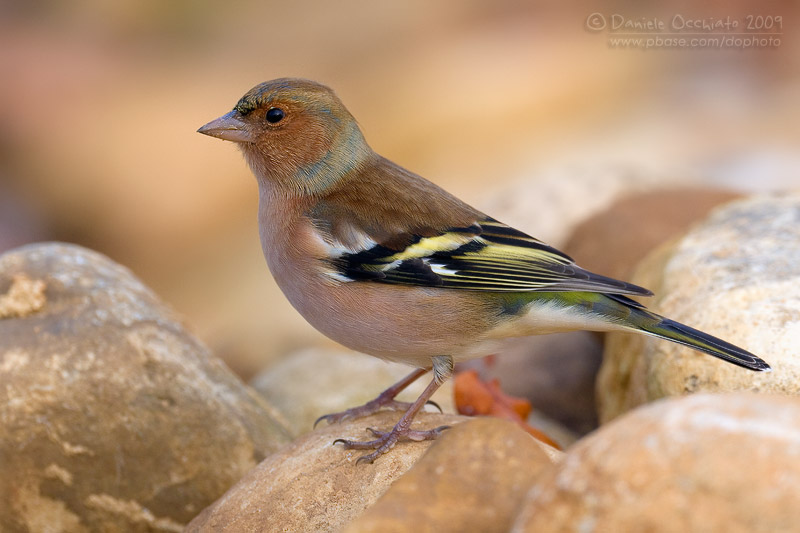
[632,312,771,372]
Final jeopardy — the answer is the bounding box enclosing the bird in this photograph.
[198,78,771,463]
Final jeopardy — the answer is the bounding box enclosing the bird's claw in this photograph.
[425,399,443,413]
[314,399,424,428]
[314,412,347,429]
[334,424,451,464]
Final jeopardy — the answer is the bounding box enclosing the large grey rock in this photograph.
[0,243,292,532]
[598,193,800,422]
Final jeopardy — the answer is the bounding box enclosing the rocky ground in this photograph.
[2,190,799,532]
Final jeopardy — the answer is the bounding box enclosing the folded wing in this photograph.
[329,217,653,297]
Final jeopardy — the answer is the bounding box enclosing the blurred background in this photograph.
[1,0,798,380]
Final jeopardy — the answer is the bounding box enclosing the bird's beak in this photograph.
[197,111,254,143]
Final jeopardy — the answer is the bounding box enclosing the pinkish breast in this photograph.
[256,188,500,367]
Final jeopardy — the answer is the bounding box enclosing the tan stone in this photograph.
[0,274,46,318]
[185,412,467,533]
[526,410,580,449]
[512,393,800,533]
[484,167,692,247]
[345,417,561,533]
[598,193,800,423]
[563,188,741,282]
[0,243,292,532]
[251,348,455,436]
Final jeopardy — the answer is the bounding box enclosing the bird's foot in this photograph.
[314,399,410,427]
[334,424,451,464]
[314,368,438,428]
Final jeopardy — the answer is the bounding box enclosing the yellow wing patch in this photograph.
[332,217,652,296]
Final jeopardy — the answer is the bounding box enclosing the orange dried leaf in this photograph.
[487,378,531,419]
[453,369,561,450]
[520,424,561,449]
[454,369,493,416]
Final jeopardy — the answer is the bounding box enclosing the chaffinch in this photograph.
[198,78,770,463]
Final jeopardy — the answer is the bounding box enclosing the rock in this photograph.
[185,412,467,533]
[526,410,580,450]
[459,332,603,435]
[562,188,741,282]
[344,417,561,533]
[251,348,455,436]
[0,243,293,532]
[484,167,691,247]
[597,193,800,422]
[511,393,800,533]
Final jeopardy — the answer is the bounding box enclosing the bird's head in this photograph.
[198,78,372,195]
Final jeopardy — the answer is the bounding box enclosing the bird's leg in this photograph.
[334,355,454,464]
[314,367,432,428]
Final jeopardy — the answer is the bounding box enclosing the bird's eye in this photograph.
[266,107,285,124]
